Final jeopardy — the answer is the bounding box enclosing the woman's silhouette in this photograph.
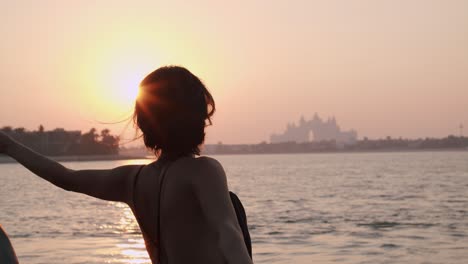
[0,66,253,264]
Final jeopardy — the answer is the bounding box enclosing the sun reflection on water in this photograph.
[106,202,151,263]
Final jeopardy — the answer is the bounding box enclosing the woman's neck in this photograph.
[158,152,196,161]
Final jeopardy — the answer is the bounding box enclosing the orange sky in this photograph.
[0,0,467,144]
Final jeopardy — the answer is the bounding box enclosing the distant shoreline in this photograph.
[1,148,466,164]
[0,154,154,164]
[203,147,468,156]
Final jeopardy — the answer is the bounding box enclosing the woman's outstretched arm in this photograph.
[0,131,139,204]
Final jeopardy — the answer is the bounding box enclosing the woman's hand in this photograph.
[0,131,15,154]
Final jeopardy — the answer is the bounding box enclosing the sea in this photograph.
[1,151,467,264]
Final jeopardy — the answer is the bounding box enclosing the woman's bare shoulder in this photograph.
[171,156,226,183]
[175,156,223,171]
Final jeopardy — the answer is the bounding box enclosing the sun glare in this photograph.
[73,31,179,119]
[109,64,144,106]
[82,51,158,116]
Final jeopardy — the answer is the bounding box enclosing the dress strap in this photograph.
[132,165,145,209]
[157,160,172,263]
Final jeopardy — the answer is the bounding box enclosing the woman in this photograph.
[0,66,253,263]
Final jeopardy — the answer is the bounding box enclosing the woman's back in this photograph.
[131,156,251,264]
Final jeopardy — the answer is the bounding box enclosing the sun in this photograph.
[94,55,157,111]
[110,66,144,106]
[74,31,165,118]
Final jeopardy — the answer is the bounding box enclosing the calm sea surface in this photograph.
[1,152,468,264]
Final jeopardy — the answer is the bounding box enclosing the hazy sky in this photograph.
[1,0,467,144]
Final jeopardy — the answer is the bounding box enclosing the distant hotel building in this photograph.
[270,113,357,145]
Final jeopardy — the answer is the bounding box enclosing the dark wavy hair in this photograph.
[133,66,215,159]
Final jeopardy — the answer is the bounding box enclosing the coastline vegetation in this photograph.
[0,125,119,156]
